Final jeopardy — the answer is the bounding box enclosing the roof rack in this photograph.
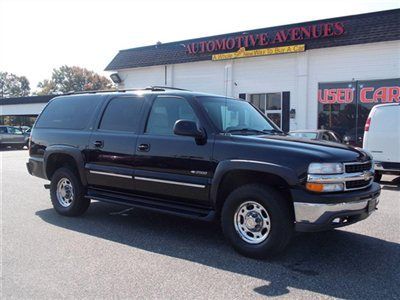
[65,86,189,95]
[146,86,189,91]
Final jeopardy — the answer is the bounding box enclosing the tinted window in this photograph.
[99,97,143,132]
[35,96,101,129]
[146,96,197,135]
[0,127,7,133]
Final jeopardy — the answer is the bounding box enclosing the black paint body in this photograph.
[27,90,379,223]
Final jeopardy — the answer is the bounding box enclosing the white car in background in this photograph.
[363,103,400,182]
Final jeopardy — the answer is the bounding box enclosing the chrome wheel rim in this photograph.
[56,178,74,207]
[234,201,271,244]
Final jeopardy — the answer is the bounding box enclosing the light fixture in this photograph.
[110,73,122,84]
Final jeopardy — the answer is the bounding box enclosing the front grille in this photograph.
[345,179,372,190]
[345,162,372,173]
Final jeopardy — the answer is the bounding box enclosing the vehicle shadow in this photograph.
[36,203,400,299]
[380,176,400,191]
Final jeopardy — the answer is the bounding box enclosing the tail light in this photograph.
[364,117,371,131]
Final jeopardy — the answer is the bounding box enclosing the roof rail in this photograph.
[64,86,189,95]
[146,86,190,91]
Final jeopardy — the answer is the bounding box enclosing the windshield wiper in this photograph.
[262,128,284,135]
[224,128,267,135]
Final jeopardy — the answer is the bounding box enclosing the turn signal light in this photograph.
[306,183,325,192]
[306,182,344,193]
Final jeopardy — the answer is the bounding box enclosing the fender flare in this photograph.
[210,159,299,207]
[44,145,87,185]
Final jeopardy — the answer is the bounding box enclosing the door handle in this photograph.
[138,143,150,152]
[93,140,104,148]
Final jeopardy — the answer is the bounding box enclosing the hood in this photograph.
[231,134,371,163]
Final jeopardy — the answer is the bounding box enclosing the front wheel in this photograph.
[221,184,293,258]
[50,167,90,216]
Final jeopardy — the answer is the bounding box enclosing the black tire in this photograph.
[221,184,293,259]
[374,172,382,182]
[50,167,90,216]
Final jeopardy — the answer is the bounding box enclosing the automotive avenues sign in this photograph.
[186,22,345,55]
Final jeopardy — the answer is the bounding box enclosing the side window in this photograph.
[322,133,330,141]
[8,127,23,135]
[328,132,338,142]
[0,127,7,133]
[35,96,101,129]
[99,97,143,132]
[146,96,198,135]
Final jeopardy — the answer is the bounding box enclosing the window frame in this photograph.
[97,95,144,133]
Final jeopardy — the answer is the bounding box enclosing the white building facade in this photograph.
[106,9,400,143]
[114,40,399,131]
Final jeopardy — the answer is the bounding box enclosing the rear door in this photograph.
[133,95,214,206]
[85,95,145,192]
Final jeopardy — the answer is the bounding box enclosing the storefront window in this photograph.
[318,78,400,146]
[250,93,282,128]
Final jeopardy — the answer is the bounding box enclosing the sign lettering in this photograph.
[212,45,305,61]
[186,22,345,55]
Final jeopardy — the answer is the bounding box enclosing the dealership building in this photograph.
[105,8,399,142]
[1,9,399,142]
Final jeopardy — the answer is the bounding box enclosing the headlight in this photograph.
[308,163,344,174]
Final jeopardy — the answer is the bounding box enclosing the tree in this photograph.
[36,66,113,95]
[0,72,31,98]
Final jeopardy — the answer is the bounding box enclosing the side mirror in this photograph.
[173,120,205,140]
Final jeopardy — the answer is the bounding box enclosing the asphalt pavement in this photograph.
[1,149,399,299]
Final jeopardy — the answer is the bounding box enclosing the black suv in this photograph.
[27,87,380,258]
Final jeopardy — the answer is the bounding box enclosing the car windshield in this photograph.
[197,96,277,134]
[289,132,318,139]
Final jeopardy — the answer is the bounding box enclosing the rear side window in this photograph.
[36,96,101,129]
[99,97,143,132]
[0,127,7,133]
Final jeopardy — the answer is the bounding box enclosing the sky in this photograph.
[0,0,399,91]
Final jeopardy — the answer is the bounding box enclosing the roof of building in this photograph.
[105,9,400,71]
[0,95,56,106]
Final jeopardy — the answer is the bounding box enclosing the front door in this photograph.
[85,95,144,192]
[133,95,213,206]
[7,126,25,144]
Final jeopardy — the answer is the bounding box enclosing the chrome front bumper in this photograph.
[294,197,378,224]
[292,182,381,232]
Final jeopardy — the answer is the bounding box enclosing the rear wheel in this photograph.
[50,167,90,216]
[221,184,293,258]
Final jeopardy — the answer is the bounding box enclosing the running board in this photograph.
[86,188,216,221]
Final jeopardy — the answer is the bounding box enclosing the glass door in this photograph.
[249,93,282,128]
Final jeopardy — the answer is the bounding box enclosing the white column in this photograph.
[224,62,233,97]
[295,51,309,130]
[166,65,174,86]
